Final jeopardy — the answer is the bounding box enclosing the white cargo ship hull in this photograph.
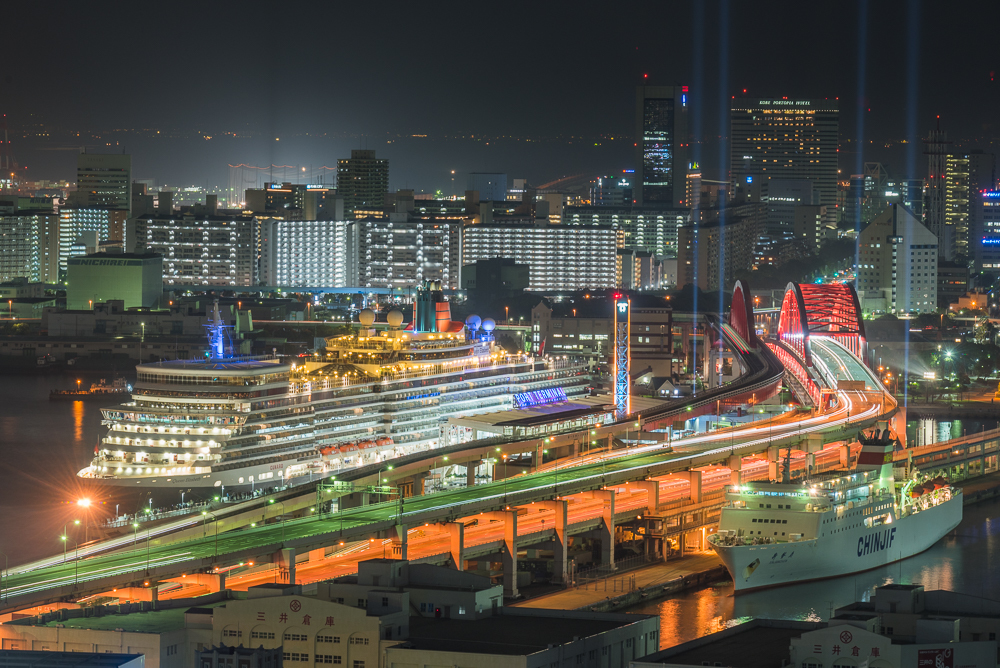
[713,492,963,593]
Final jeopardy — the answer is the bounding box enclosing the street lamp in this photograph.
[202,511,220,556]
[268,499,286,541]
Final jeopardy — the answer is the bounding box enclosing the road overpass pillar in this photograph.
[728,455,742,487]
[465,462,478,487]
[407,473,429,496]
[840,444,851,468]
[573,439,580,457]
[538,500,569,584]
[309,548,326,562]
[634,480,660,512]
[688,470,702,504]
[767,445,781,481]
[485,510,519,598]
[444,522,464,569]
[274,548,295,584]
[584,490,616,570]
[391,524,408,560]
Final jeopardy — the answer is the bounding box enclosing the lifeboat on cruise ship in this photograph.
[929,476,948,490]
[317,445,339,457]
[358,440,377,450]
[340,442,358,452]
[910,484,927,498]
[376,437,393,447]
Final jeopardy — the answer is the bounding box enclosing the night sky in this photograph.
[3,1,998,191]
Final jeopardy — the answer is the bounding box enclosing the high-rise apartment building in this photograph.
[563,206,687,257]
[730,98,839,225]
[134,213,255,286]
[635,86,688,207]
[71,153,132,212]
[677,213,761,291]
[857,204,937,314]
[337,150,389,217]
[793,204,827,251]
[0,196,58,282]
[355,215,461,289]
[258,219,351,287]
[463,224,620,292]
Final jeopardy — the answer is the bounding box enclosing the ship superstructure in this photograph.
[79,288,590,493]
[709,429,963,592]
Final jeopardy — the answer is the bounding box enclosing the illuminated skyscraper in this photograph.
[634,86,688,207]
[730,98,839,225]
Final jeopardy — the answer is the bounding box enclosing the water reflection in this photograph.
[629,499,1000,650]
[72,400,84,442]
[906,417,998,447]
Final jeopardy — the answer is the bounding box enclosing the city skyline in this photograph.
[2,1,999,191]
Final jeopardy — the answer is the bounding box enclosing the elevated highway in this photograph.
[0,282,895,611]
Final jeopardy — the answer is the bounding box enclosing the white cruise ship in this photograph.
[78,285,590,495]
[709,429,963,592]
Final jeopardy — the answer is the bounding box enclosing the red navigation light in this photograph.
[681,85,689,92]
[643,73,648,78]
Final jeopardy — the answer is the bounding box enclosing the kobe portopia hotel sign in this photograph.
[758,99,813,106]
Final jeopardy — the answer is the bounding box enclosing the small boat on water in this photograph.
[50,377,132,401]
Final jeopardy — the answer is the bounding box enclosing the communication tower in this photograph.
[613,295,631,418]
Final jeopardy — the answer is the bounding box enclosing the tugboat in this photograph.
[709,427,963,592]
[50,377,132,401]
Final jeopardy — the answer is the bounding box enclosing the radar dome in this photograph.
[358,309,376,326]
[481,318,496,332]
[387,310,404,328]
[465,314,482,331]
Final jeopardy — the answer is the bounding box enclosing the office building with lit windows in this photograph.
[244,183,343,220]
[923,130,969,261]
[974,191,1000,274]
[70,153,132,212]
[258,219,351,287]
[462,223,620,293]
[134,213,256,286]
[58,208,112,276]
[337,149,389,217]
[635,86,688,207]
[730,98,839,225]
[857,204,937,314]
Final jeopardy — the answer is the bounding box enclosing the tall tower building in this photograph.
[922,130,974,261]
[73,153,132,212]
[730,98,839,225]
[634,85,688,207]
[337,150,389,217]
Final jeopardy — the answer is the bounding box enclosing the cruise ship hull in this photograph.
[712,492,963,593]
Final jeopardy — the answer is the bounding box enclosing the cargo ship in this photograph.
[708,428,963,592]
[78,285,589,495]
[50,377,131,401]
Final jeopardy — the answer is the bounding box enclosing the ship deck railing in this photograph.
[291,356,536,390]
